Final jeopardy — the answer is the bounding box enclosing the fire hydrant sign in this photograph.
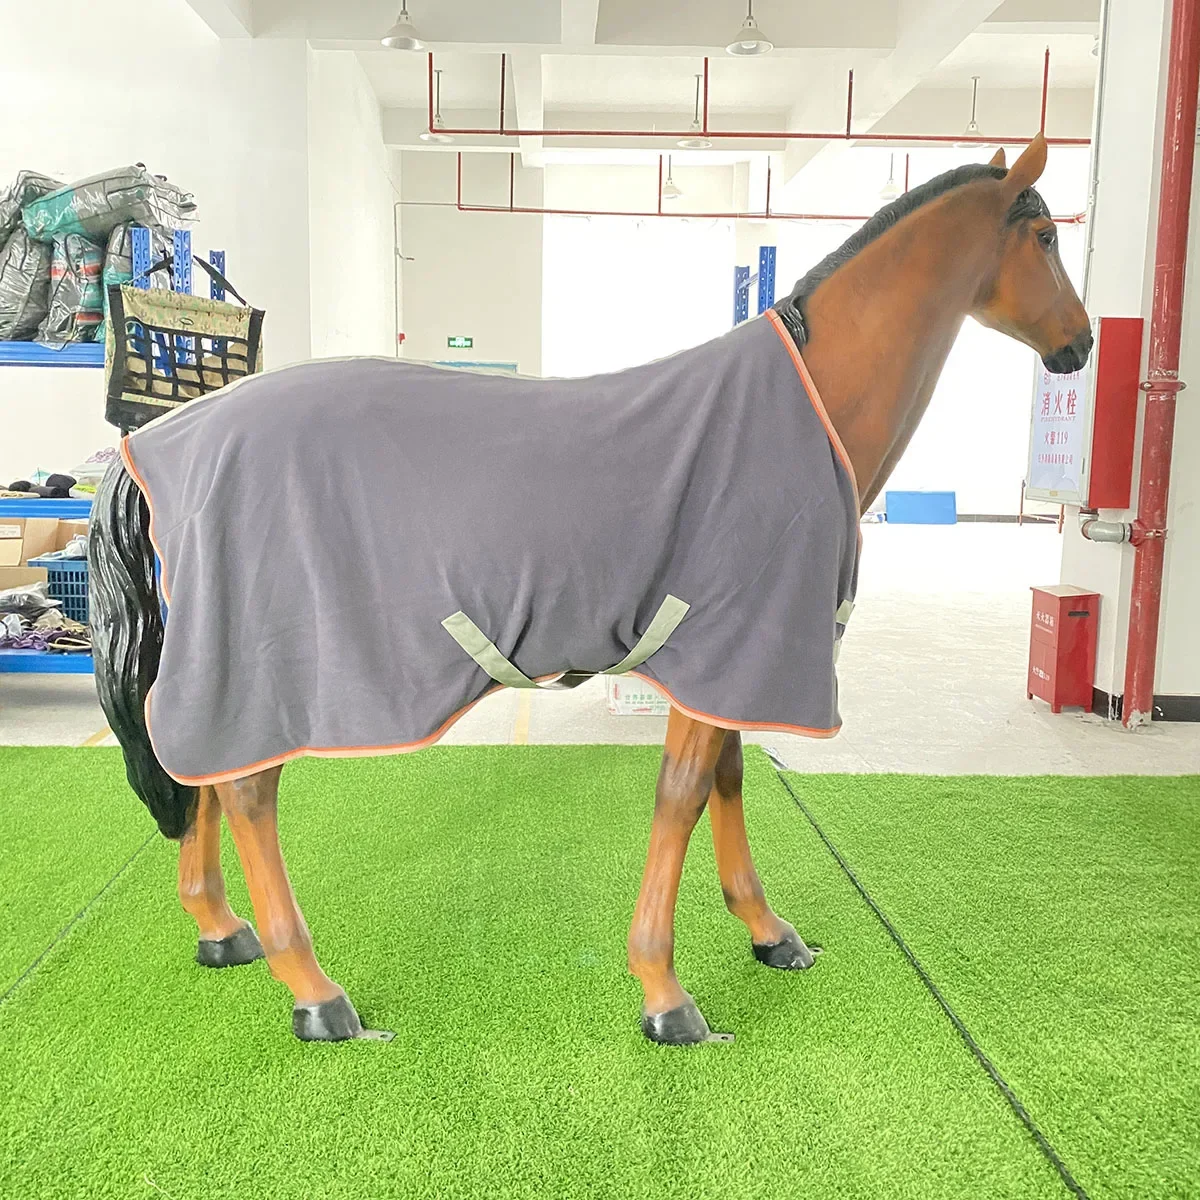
[1025,354,1095,505]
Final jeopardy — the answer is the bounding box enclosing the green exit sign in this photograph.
[447,336,473,349]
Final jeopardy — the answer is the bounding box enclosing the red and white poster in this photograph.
[1025,356,1095,505]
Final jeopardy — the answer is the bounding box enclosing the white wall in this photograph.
[0,3,402,482]
[307,49,400,359]
[399,152,543,373]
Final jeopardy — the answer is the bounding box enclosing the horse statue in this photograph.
[88,136,1092,1046]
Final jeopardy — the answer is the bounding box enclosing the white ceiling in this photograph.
[926,30,1097,89]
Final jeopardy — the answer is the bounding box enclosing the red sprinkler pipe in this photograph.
[499,53,507,134]
[1121,0,1200,728]
[448,152,1087,224]
[1040,46,1051,134]
[426,54,1090,146]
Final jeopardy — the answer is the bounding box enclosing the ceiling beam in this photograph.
[560,0,601,46]
[182,0,253,38]
[779,0,1008,190]
[508,52,546,165]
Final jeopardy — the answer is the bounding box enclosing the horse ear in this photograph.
[989,148,1006,168]
[1004,134,1047,198]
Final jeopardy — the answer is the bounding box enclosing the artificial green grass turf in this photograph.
[784,772,1200,1200]
[0,747,152,995]
[0,747,1065,1200]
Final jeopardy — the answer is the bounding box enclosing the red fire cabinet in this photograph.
[1028,586,1101,713]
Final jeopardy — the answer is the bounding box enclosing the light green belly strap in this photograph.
[441,594,690,690]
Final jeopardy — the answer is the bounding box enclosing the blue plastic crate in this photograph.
[27,556,89,623]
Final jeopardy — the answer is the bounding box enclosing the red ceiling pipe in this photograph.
[1122,0,1200,728]
[427,51,434,130]
[499,52,507,134]
[451,153,1086,224]
[1040,45,1051,134]
[427,55,1090,146]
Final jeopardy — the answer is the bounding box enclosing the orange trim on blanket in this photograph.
[149,671,842,786]
[764,309,861,516]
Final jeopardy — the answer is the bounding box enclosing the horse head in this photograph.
[971,135,1093,375]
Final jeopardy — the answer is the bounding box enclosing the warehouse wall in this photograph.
[399,153,543,374]
[0,0,312,480]
[307,49,401,360]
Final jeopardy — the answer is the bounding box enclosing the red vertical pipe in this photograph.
[1040,46,1051,134]
[427,53,435,132]
[499,53,507,133]
[702,57,710,133]
[1122,0,1200,726]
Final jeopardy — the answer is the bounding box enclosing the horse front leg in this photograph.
[215,766,362,1041]
[177,785,265,968]
[629,708,728,1044]
[709,733,815,969]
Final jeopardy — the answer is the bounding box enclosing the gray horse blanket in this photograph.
[122,310,860,785]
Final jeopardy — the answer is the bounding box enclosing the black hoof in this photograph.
[642,999,729,1045]
[196,924,265,969]
[753,928,818,970]
[293,992,363,1042]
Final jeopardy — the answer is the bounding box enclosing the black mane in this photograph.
[773,163,1051,344]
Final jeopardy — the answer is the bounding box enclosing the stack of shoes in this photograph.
[3,472,76,498]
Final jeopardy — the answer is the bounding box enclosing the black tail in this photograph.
[89,459,196,838]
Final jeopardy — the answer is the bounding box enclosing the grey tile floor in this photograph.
[3,525,1197,774]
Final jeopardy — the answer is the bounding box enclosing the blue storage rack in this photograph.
[0,228,227,368]
[732,246,777,325]
[0,500,95,674]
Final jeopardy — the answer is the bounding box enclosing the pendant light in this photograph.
[726,0,773,56]
[382,3,423,51]
[662,156,683,200]
[879,153,901,203]
[678,75,713,149]
[953,76,983,147]
[420,70,454,143]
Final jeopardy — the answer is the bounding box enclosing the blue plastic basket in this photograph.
[27,556,89,624]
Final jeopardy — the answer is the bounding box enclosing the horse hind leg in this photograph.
[215,766,363,1041]
[177,785,264,968]
[709,733,816,970]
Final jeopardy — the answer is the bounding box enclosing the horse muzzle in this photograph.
[1042,328,1094,375]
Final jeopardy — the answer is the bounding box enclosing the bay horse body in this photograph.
[90,138,1091,1045]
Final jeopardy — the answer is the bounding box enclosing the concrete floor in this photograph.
[2,524,1197,773]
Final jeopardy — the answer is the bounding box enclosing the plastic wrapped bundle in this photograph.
[38,234,105,343]
[22,165,197,243]
[94,222,169,344]
[0,171,60,245]
[0,228,53,339]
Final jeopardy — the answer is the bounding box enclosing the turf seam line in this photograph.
[774,769,1092,1200]
[0,829,158,1009]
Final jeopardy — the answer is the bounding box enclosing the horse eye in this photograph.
[1038,228,1057,249]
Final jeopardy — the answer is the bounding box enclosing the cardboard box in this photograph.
[0,517,89,567]
[0,566,50,592]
